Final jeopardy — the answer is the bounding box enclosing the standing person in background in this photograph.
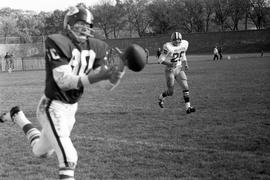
[9,53,15,72]
[144,48,149,64]
[156,48,161,58]
[4,52,11,72]
[0,55,2,71]
[213,46,219,61]
[218,46,223,60]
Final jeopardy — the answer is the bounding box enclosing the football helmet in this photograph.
[171,32,182,46]
[64,6,94,42]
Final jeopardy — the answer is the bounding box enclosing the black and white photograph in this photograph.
[0,0,269,179]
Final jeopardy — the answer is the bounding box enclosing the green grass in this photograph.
[0,55,270,180]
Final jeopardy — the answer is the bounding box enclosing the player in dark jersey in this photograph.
[0,6,125,180]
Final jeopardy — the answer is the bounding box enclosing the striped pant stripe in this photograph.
[45,100,69,167]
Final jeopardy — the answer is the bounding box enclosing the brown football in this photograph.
[123,44,146,72]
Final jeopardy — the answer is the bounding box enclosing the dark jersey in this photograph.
[157,49,161,58]
[44,34,109,104]
[4,54,11,60]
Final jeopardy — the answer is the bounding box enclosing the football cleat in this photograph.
[158,99,164,108]
[186,107,196,114]
[0,106,20,123]
[0,111,14,123]
[0,113,9,123]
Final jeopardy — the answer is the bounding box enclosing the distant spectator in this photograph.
[10,53,15,70]
[144,48,149,64]
[4,52,11,72]
[0,55,2,71]
[213,46,219,61]
[218,46,223,60]
[156,48,161,58]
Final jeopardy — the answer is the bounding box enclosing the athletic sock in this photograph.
[13,111,40,147]
[12,111,31,129]
[183,90,191,109]
[59,167,75,180]
[159,91,169,100]
[23,123,41,147]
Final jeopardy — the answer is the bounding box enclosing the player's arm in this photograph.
[52,57,123,91]
[181,51,189,70]
[79,47,125,90]
[158,45,175,67]
[79,65,124,86]
[181,40,189,70]
[44,39,81,91]
[47,47,114,91]
[52,65,81,90]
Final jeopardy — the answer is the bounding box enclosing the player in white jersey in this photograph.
[158,32,195,114]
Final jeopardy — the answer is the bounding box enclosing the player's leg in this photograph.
[32,96,57,157]
[5,106,41,145]
[0,106,42,149]
[158,69,175,108]
[175,71,195,114]
[45,99,78,180]
[214,54,218,61]
[0,97,54,157]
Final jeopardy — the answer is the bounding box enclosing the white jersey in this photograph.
[158,40,189,68]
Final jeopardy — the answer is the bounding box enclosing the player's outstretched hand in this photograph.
[108,65,125,84]
[108,44,146,72]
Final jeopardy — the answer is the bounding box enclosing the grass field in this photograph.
[0,55,270,180]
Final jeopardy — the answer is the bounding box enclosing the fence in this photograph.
[0,36,46,44]
[0,29,269,72]
[1,56,45,72]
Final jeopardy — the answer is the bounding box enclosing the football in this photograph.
[123,44,146,72]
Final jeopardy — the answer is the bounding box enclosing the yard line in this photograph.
[75,135,270,158]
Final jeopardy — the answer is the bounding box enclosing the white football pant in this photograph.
[35,95,78,169]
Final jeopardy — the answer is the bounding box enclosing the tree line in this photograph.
[0,0,269,42]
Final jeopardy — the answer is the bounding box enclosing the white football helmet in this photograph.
[171,32,182,46]
[64,6,94,42]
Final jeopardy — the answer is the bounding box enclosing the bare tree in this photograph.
[202,0,215,32]
[249,0,269,29]
[92,3,115,39]
[213,0,231,31]
[147,0,176,34]
[123,0,151,37]
[111,1,127,38]
[93,1,126,39]
[0,16,18,38]
[225,0,247,30]
[44,10,65,35]
[182,0,205,32]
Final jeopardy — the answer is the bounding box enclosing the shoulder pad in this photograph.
[162,43,170,54]
[181,40,189,50]
[88,38,109,59]
[163,42,171,49]
[46,34,74,58]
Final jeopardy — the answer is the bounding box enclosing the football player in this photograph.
[158,32,195,114]
[0,6,125,180]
